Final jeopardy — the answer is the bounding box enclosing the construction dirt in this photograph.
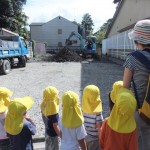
[52,47,83,62]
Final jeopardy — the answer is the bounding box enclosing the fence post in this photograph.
[123,32,126,60]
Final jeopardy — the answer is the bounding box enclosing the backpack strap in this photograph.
[131,51,150,107]
[131,51,150,70]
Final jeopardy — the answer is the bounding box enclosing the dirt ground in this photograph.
[0,58,124,137]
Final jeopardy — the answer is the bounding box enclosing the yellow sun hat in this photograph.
[62,91,84,128]
[0,87,13,113]
[110,81,123,103]
[82,85,102,114]
[4,96,34,135]
[108,88,137,133]
[40,86,59,116]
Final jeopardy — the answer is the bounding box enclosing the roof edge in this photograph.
[105,0,124,38]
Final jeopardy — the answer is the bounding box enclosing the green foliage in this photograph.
[0,0,29,39]
[81,13,94,36]
[95,19,112,44]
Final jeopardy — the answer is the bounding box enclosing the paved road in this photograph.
[0,58,124,138]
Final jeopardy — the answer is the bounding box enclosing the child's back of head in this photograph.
[40,86,59,116]
[62,91,84,128]
[108,88,137,133]
[82,85,102,114]
[4,96,34,135]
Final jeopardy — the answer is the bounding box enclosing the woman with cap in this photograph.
[60,91,87,150]
[99,81,138,150]
[40,86,61,150]
[82,85,104,150]
[0,87,12,150]
[123,19,150,150]
[4,96,36,150]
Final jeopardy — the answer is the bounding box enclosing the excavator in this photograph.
[65,31,98,58]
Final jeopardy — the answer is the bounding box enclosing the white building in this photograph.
[30,16,81,52]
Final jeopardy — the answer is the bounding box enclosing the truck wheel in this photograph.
[21,56,26,67]
[0,60,11,75]
[19,56,26,67]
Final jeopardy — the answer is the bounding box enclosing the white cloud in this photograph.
[23,0,117,32]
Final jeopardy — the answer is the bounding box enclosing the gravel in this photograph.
[0,57,124,137]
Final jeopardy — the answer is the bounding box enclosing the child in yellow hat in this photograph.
[99,81,138,150]
[59,91,87,150]
[40,86,61,150]
[0,87,12,150]
[4,96,36,150]
[82,85,104,150]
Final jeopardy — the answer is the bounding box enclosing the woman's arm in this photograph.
[123,68,133,89]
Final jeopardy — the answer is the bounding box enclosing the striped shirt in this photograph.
[83,112,104,139]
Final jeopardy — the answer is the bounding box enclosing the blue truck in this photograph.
[0,35,29,75]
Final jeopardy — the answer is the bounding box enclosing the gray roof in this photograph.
[29,23,44,26]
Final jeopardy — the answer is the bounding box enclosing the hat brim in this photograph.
[128,30,135,40]
[14,96,34,110]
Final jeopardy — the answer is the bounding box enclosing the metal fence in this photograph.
[102,29,137,60]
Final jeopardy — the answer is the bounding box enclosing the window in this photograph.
[58,29,62,34]
[58,42,62,46]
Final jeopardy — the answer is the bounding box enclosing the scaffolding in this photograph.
[102,29,137,60]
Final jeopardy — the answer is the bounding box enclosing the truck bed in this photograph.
[0,39,21,58]
[0,48,21,58]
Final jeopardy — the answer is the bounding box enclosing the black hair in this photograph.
[134,41,150,47]
[108,92,114,111]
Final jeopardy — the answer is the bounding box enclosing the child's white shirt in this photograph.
[59,121,87,150]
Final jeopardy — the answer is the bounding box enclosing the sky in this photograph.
[23,0,117,33]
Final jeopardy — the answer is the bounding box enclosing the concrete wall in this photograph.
[34,42,46,56]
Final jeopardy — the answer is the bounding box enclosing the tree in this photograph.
[0,0,29,39]
[81,13,94,36]
[95,19,112,44]
[0,0,14,28]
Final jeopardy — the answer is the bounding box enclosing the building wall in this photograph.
[108,0,150,37]
[30,25,43,41]
[30,16,80,51]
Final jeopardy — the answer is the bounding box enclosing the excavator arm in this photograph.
[65,31,84,49]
